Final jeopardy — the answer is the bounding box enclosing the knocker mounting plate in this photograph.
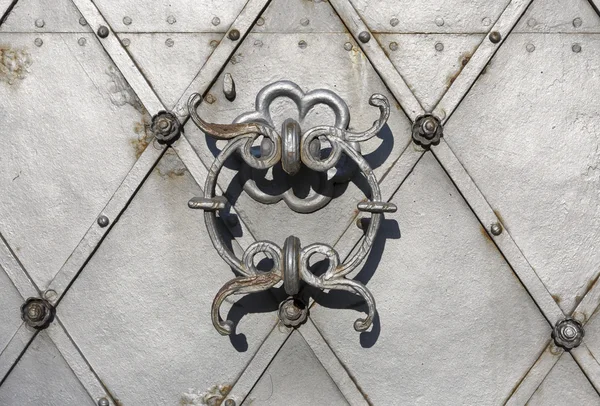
[188,80,396,336]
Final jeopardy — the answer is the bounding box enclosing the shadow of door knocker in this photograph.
[187,80,397,336]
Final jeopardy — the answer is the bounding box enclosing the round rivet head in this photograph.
[435,42,444,52]
[435,17,444,27]
[572,43,582,53]
[123,16,132,25]
[298,40,307,49]
[34,38,43,47]
[35,18,45,28]
[489,31,502,43]
[228,29,240,41]
[21,298,55,330]
[526,43,535,53]
[390,17,399,27]
[358,31,371,43]
[167,15,176,25]
[212,17,221,26]
[97,398,110,406]
[573,17,582,28]
[490,222,502,236]
[389,42,398,51]
[97,25,109,38]
[553,318,584,350]
[97,215,110,228]
[79,17,87,26]
[343,42,353,51]
[224,400,236,406]
[165,38,174,47]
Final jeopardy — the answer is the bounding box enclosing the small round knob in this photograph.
[97,25,110,38]
[21,298,55,329]
[412,114,443,147]
[278,297,308,328]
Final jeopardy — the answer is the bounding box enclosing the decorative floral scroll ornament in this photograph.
[187,81,397,335]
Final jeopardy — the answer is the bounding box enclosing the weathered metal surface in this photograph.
[1,0,600,403]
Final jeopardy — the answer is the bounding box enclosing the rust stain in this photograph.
[552,294,562,304]
[479,223,493,243]
[131,109,152,159]
[446,52,472,87]
[493,210,505,226]
[0,45,32,84]
[180,383,232,405]
[156,149,187,178]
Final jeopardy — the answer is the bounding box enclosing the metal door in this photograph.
[1,0,600,404]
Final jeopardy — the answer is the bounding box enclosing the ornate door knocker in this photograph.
[188,81,396,336]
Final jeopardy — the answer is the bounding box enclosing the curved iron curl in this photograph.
[188,93,282,170]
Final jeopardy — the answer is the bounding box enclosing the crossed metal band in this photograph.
[187,85,396,335]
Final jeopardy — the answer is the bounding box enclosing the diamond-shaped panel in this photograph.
[444,5,600,313]
[185,0,413,250]
[243,331,348,405]
[58,152,279,406]
[310,152,550,404]
[527,354,600,405]
[0,28,150,289]
[0,331,94,405]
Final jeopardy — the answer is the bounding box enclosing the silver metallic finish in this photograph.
[278,297,308,328]
[283,236,301,295]
[435,42,444,51]
[435,17,444,27]
[357,201,397,213]
[389,41,398,51]
[77,37,86,46]
[390,17,399,27]
[224,399,236,406]
[223,73,236,102]
[97,25,109,38]
[412,114,443,147]
[572,43,582,53]
[20,298,55,330]
[526,43,535,52]
[150,111,181,145]
[34,18,44,28]
[228,29,240,41]
[166,15,176,25]
[122,16,132,25]
[97,398,110,406]
[187,82,391,334]
[343,42,353,51]
[489,30,502,43]
[212,16,221,26]
[298,40,307,49]
[358,31,370,43]
[553,319,584,350]
[34,38,43,47]
[281,118,302,175]
[188,196,228,211]
[121,38,130,47]
[97,215,109,228]
[490,222,503,236]
[165,38,174,47]
[300,18,310,26]
[573,17,583,28]
[78,16,87,26]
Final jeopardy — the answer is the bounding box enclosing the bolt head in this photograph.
[358,31,371,43]
[97,215,110,228]
[228,29,240,41]
[278,297,308,328]
[21,298,55,329]
[97,398,110,406]
[490,222,503,236]
[552,318,584,350]
[412,114,442,147]
[97,25,110,38]
[489,31,502,44]
[150,111,181,145]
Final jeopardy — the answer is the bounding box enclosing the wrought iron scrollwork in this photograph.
[188,81,396,335]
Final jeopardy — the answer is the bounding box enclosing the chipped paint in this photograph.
[181,384,233,406]
[156,148,187,178]
[0,46,32,84]
[106,65,144,112]
[131,109,153,159]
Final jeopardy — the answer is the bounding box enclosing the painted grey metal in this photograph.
[2,0,600,404]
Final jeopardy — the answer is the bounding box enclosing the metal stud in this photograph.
[97,398,110,406]
[552,318,584,350]
[572,43,582,53]
[256,17,265,26]
[412,114,443,147]
[573,17,583,28]
[123,16,132,25]
[97,215,110,228]
[490,222,502,236]
[300,18,310,26]
[34,38,43,47]
[228,29,240,41]
[358,31,371,43]
[165,38,174,47]
[224,400,236,406]
[79,17,87,26]
[35,18,45,28]
[212,17,221,26]
[526,43,535,53]
[390,17,399,27]
[150,111,182,144]
[435,17,444,27]
[488,31,501,44]
[97,25,110,38]
[278,297,308,328]
[167,15,176,25]
[298,40,307,49]
[343,42,353,51]
[223,73,236,101]
[389,42,398,51]
[435,42,444,52]
[21,298,55,330]
[78,37,87,46]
